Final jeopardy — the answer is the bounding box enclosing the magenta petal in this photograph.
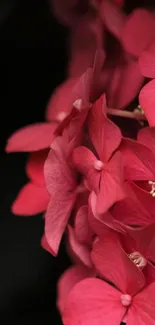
[89,95,122,161]
[26,149,48,187]
[100,0,126,40]
[45,192,76,256]
[12,182,49,216]
[127,282,155,325]
[44,137,76,196]
[6,123,57,152]
[75,206,93,245]
[120,138,155,180]
[45,78,77,122]
[97,151,125,215]
[139,80,155,126]
[138,127,155,156]
[121,9,155,57]
[63,278,126,325]
[72,146,100,192]
[91,233,145,295]
[68,226,92,268]
[139,40,155,78]
[57,265,94,314]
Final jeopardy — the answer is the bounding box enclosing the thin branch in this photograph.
[107,108,147,121]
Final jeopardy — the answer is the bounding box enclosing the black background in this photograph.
[0,0,154,323]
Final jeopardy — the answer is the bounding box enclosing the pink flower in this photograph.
[73,95,126,215]
[62,231,155,325]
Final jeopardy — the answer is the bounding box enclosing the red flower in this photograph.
[73,95,125,214]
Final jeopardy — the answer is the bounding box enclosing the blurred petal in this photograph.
[26,149,48,187]
[121,9,155,57]
[6,123,57,152]
[12,182,49,216]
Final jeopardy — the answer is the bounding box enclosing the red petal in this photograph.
[91,233,145,295]
[6,123,57,152]
[89,95,122,161]
[26,149,48,187]
[138,127,155,155]
[112,182,154,227]
[44,137,76,196]
[45,192,76,256]
[127,282,155,325]
[67,226,92,268]
[41,234,54,255]
[45,78,77,122]
[100,0,126,40]
[106,52,144,109]
[120,138,155,180]
[72,146,100,193]
[63,278,126,325]
[121,9,155,57]
[57,265,94,314]
[89,191,125,234]
[75,206,93,245]
[139,40,155,78]
[139,79,155,126]
[96,151,125,215]
[12,182,49,216]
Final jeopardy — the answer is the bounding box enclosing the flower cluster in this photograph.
[6,1,155,324]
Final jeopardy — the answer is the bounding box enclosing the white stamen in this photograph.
[121,294,132,307]
[57,111,67,121]
[129,251,147,269]
[73,99,83,111]
[94,160,104,171]
[148,180,155,197]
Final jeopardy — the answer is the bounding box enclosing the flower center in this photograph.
[57,111,68,121]
[94,160,104,171]
[73,99,83,111]
[148,181,155,197]
[121,294,132,307]
[128,251,147,269]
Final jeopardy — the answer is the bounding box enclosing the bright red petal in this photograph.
[41,234,54,255]
[75,206,93,245]
[57,265,94,314]
[138,127,155,156]
[120,138,155,180]
[96,151,125,215]
[127,282,155,325]
[68,226,92,268]
[12,182,49,216]
[6,123,57,152]
[45,78,77,122]
[121,9,155,57]
[26,149,48,187]
[91,233,145,295]
[89,95,122,162]
[63,278,126,325]
[139,79,155,126]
